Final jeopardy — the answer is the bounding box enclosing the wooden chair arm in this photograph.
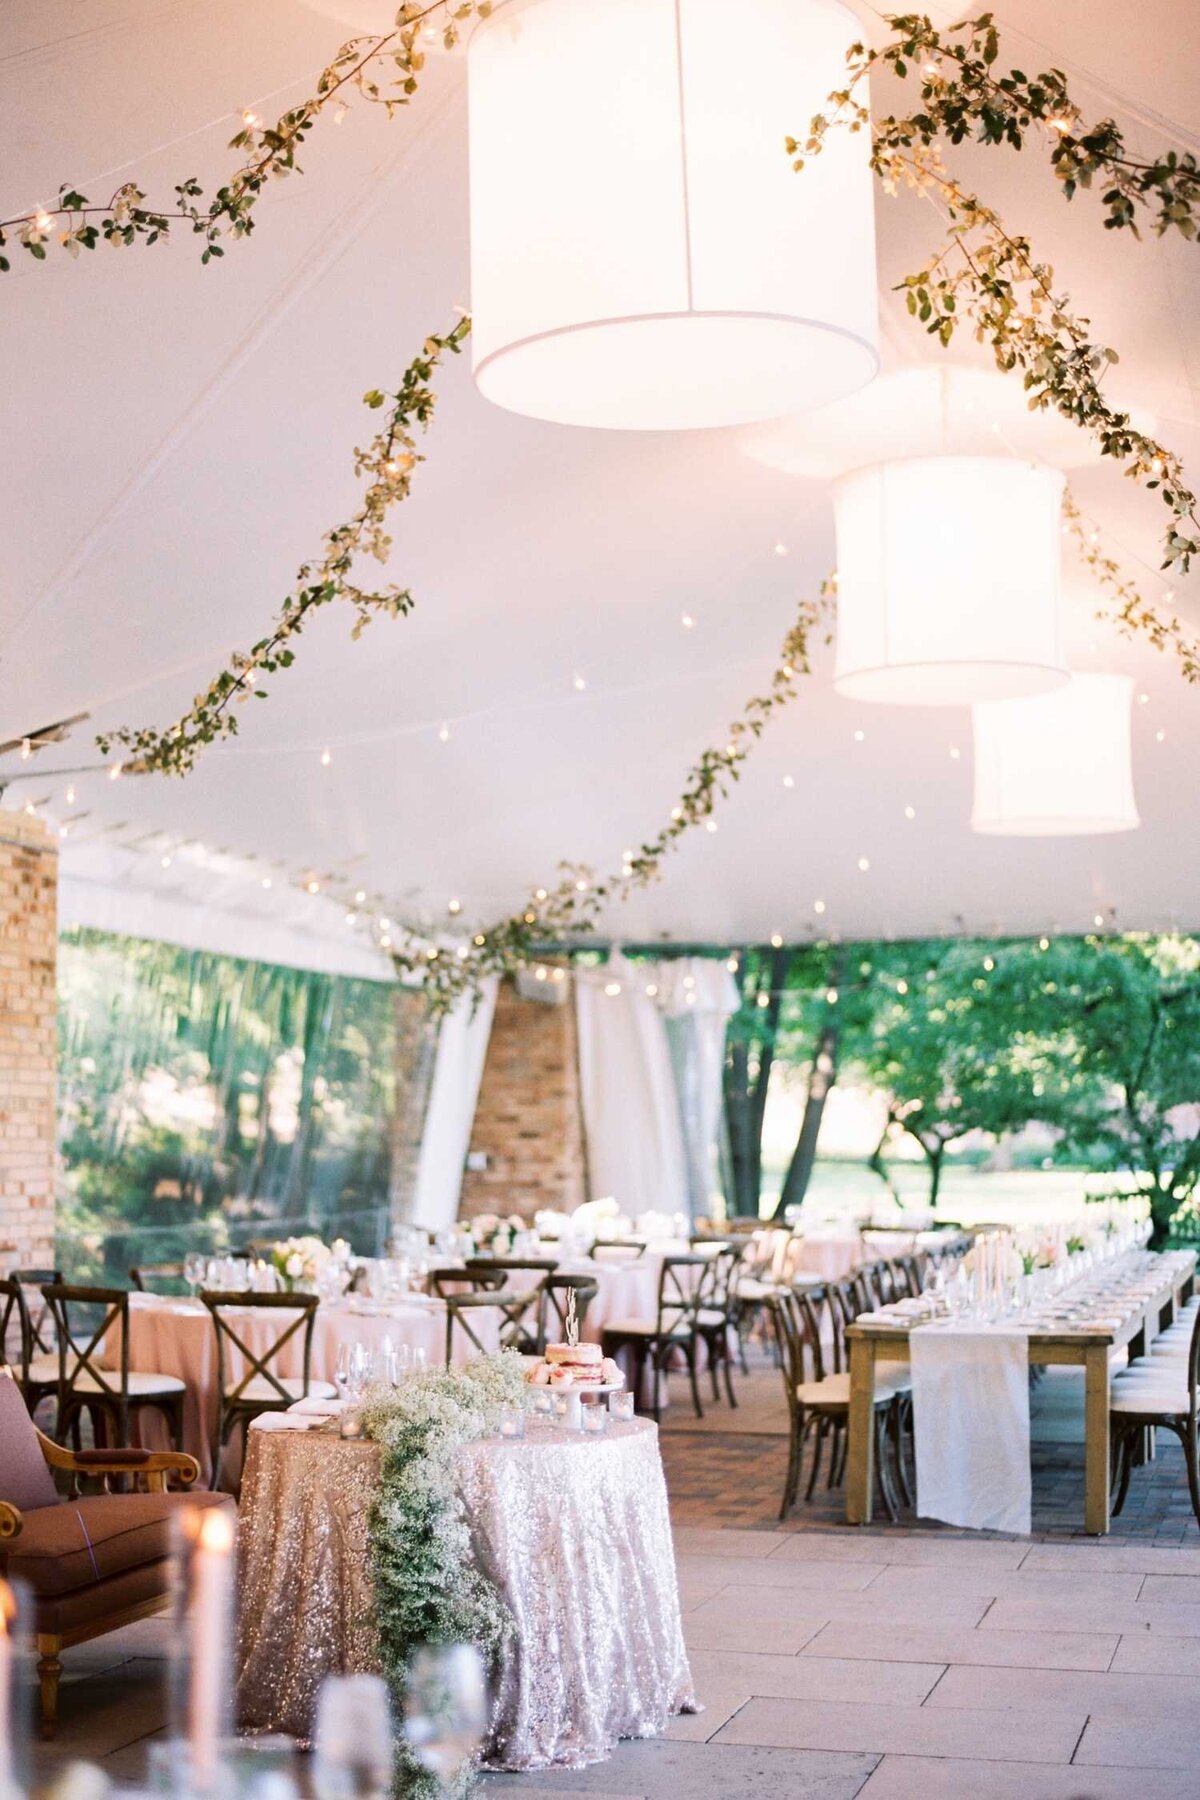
[0,1500,23,1543]
[35,1427,200,1491]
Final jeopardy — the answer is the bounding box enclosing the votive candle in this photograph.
[189,1507,235,1794]
[0,1582,14,1798]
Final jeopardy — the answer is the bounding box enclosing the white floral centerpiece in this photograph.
[270,1234,332,1293]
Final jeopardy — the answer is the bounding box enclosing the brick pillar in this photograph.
[387,984,439,1231]
[0,810,57,1268]
[459,977,586,1221]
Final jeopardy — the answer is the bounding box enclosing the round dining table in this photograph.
[236,1410,696,1769]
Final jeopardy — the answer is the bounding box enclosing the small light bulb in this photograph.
[853,729,865,743]
[671,806,683,821]
[58,823,68,838]
[261,877,272,890]
[346,911,357,925]
[355,890,366,904]
[241,109,263,129]
[320,748,332,766]
[680,612,695,629]
[825,987,839,1005]
[770,933,783,949]
[65,785,75,804]
[1093,913,1105,928]
[534,887,548,901]
[782,775,795,790]
[160,854,172,868]
[108,763,122,781]
[1138,692,1150,705]
[683,975,695,989]
[19,738,31,760]
[438,723,450,742]
[381,934,392,949]
[474,934,486,946]
[1156,728,1166,743]
[552,968,566,983]
[949,746,961,760]
[379,917,392,931]
[1039,936,1050,951]
[857,856,870,872]
[813,899,826,915]
[757,992,770,1009]
[904,805,916,820]
[645,982,658,998]
[535,966,548,982]
[726,956,739,973]
[448,897,462,915]
[573,673,587,692]
[574,878,588,892]
[705,819,718,834]
[1047,115,1072,135]
[306,879,320,894]
[983,956,995,972]
[896,979,908,995]
[604,981,622,997]
[921,57,942,78]
[33,207,54,233]
[773,542,789,557]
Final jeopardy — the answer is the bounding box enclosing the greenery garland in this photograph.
[383,583,834,1014]
[360,1351,527,1798]
[0,2,489,274]
[794,11,1199,576]
[96,316,470,775]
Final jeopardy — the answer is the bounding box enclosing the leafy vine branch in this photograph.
[793,10,1200,574]
[1063,491,1200,684]
[0,1,489,274]
[96,315,471,775]
[382,584,834,1014]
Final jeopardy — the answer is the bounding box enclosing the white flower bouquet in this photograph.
[270,1234,332,1292]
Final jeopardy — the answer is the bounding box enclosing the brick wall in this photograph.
[0,809,57,1269]
[458,977,587,1221]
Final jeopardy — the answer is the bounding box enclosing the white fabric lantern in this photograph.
[467,0,879,430]
[972,674,1139,836]
[833,457,1068,705]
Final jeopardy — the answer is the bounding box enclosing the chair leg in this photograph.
[686,1340,704,1421]
[805,1416,827,1500]
[1181,1422,1200,1531]
[36,1638,63,1739]
[723,1334,738,1409]
[708,1333,721,1403]
[1112,1424,1136,1515]
[874,1411,899,1523]
[891,1398,913,1509]
[780,1409,804,1520]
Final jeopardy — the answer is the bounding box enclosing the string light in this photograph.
[456,946,469,960]
[19,738,31,760]
[773,542,789,557]
[241,109,263,128]
[853,729,865,743]
[33,207,54,234]
[782,775,795,789]
[574,877,588,892]
[1047,115,1073,135]
[438,723,451,742]
[22,802,36,817]
[813,899,826,914]
[896,978,909,995]
[552,968,567,983]
[1156,728,1167,743]
[757,992,770,1008]
[381,934,392,949]
[1039,936,1050,951]
[355,890,367,904]
[825,986,839,1005]
[320,748,332,766]
[680,612,695,629]
[535,887,548,901]
[725,956,739,973]
[904,805,916,820]
[64,785,75,804]
[983,956,995,972]
[535,966,549,982]
[705,819,718,833]
[770,932,783,948]
[671,806,683,821]
[645,982,658,997]
[857,856,870,872]
[108,764,122,781]
[604,981,622,997]
[949,746,961,760]
[346,911,357,925]
[160,854,172,868]
[474,934,486,946]
[261,877,272,889]
[921,57,942,78]
[448,898,462,915]
[1093,912,1105,928]
[305,879,320,894]
[572,673,588,692]
[58,823,68,838]
[379,916,392,931]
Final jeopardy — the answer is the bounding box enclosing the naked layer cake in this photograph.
[528,1341,622,1387]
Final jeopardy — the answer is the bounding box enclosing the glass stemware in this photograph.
[402,1644,488,1796]
[313,1673,394,1800]
[183,1252,205,1299]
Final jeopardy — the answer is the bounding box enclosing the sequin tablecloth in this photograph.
[235,1416,695,1771]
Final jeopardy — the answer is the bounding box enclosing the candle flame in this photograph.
[198,1508,235,1553]
[0,1580,15,1631]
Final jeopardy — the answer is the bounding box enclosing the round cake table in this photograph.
[235,1413,695,1772]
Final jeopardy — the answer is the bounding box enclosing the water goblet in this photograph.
[402,1644,488,1797]
[183,1251,205,1300]
[313,1673,393,1800]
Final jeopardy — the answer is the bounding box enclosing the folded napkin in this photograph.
[290,1395,344,1417]
[250,1413,321,1433]
[912,1323,1031,1535]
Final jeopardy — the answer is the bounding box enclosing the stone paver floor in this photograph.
[24,1362,1200,1799]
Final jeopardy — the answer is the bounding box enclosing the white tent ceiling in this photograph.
[2,0,1198,968]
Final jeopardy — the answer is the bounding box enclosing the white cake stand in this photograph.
[532,1373,625,1432]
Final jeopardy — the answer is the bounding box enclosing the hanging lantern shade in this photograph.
[832,457,1068,705]
[971,674,1139,836]
[466,0,879,430]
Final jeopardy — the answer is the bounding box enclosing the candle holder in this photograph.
[581,1402,607,1436]
[0,1579,30,1800]
[607,1390,635,1424]
[498,1406,525,1440]
[529,1388,554,1418]
[168,1505,236,1798]
[339,1404,364,1440]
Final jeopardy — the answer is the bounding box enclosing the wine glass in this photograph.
[411,1346,427,1375]
[183,1251,205,1299]
[402,1644,488,1795]
[313,1673,393,1799]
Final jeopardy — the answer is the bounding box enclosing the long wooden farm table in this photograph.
[845,1251,1196,1536]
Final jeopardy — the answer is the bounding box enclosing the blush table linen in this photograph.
[107,1293,497,1485]
[235,1415,695,1771]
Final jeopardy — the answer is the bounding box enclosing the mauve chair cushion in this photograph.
[0,1370,57,1513]
[7,1490,233,1596]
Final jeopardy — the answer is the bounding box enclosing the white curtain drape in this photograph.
[574,953,688,1218]
[411,978,498,1233]
[653,958,740,1219]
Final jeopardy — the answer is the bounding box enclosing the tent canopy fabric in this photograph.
[2,0,1198,967]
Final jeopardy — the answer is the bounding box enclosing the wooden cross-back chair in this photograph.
[200,1290,334,1487]
[40,1284,185,1453]
[465,1259,561,1353]
[590,1240,647,1261]
[440,1288,540,1365]
[600,1251,719,1421]
[695,1241,746,1409]
[129,1262,187,1294]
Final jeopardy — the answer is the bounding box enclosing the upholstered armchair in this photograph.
[0,1370,234,1735]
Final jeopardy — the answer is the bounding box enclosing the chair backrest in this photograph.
[201,1291,319,1406]
[708,1242,746,1312]
[465,1257,559,1276]
[8,1268,63,1355]
[538,1274,599,1354]
[0,1277,32,1383]
[656,1253,719,1335]
[41,1283,131,1414]
[129,1262,186,1294]
[0,1370,58,1512]
[442,1289,534,1365]
[429,1267,507,1299]
[768,1289,825,1395]
[590,1240,647,1262]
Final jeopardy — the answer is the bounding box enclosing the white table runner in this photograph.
[911,1323,1031,1535]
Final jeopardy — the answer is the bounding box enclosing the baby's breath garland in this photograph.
[360,1352,527,1797]
[96,315,470,776]
[794,11,1200,575]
